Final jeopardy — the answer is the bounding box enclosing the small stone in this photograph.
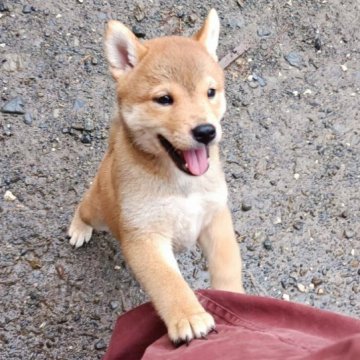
[344,229,355,239]
[297,283,306,292]
[73,98,85,111]
[340,210,349,219]
[84,118,94,131]
[176,10,184,19]
[293,221,304,231]
[24,113,32,125]
[4,190,16,201]
[314,37,322,51]
[134,2,145,22]
[1,97,25,114]
[284,52,303,69]
[27,258,42,270]
[282,293,290,301]
[53,109,60,118]
[241,201,252,212]
[2,53,26,72]
[3,124,12,136]
[263,239,273,251]
[294,173,300,180]
[77,0,84,3]
[94,339,106,350]
[71,122,84,131]
[311,277,323,287]
[340,64,348,72]
[109,301,119,310]
[22,5,32,14]
[132,25,146,38]
[80,133,92,144]
[252,73,267,87]
[273,216,282,225]
[316,288,324,295]
[257,28,271,37]
[248,81,259,89]
[90,56,98,65]
[0,1,10,12]
[188,14,198,24]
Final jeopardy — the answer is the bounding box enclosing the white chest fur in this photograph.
[121,168,228,250]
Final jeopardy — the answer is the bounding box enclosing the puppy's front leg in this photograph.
[199,207,244,293]
[122,234,215,343]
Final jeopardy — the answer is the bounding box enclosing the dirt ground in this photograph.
[1,0,359,359]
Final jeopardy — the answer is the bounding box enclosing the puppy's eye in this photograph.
[207,88,216,98]
[154,95,174,106]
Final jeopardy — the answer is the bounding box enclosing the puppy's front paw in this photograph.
[168,311,215,345]
[68,214,93,248]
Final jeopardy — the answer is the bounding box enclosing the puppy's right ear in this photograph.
[105,20,147,79]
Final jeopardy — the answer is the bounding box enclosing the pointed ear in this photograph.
[194,9,220,61]
[105,20,147,79]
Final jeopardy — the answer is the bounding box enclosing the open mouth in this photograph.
[158,135,209,176]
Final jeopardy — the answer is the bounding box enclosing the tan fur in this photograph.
[69,9,244,343]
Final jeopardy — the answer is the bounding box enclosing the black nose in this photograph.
[192,124,216,145]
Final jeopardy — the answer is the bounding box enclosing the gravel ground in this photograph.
[1,0,359,359]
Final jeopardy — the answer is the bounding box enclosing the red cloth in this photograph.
[103,290,360,360]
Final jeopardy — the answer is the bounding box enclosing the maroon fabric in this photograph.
[103,290,360,360]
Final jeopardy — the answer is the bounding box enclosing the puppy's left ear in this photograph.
[194,9,220,61]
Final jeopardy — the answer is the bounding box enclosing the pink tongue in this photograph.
[182,147,209,176]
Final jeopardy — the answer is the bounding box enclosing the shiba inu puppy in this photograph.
[68,9,244,344]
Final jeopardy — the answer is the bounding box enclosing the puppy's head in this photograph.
[105,9,225,176]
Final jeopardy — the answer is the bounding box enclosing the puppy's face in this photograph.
[106,10,225,176]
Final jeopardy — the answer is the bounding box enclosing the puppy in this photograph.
[69,9,244,344]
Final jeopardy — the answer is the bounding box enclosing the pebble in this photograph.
[293,221,304,231]
[22,5,32,14]
[73,98,85,111]
[2,53,26,72]
[252,73,267,87]
[188,14,198,24]
[4,190,16,202]
[94,339,106,350]
[1,97,25,114]
[0,1,9,12]
[109,301,119,310]
[263,239,273,251]
[257,27,271,37]
[23,113,32,125]
[248,81,259,89]
[3,124,12,136]
[84,118,94,131]
[314,37,322,51]
[53,109,60,118]
[297,283,306,292]
[282,294,290,301]
[91,57,98,65]
[284,52,303,69]
[273,216,282,225]
[340,210,349,219]
[340,64,348,72]
[293,173,300,180]
[344,229,354,239]
[132,25,146,38]
[317,288,324,295]
[241,201,252,212]
[311,276,323,287]
[134,2,145,22]
[80,133,92,144]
